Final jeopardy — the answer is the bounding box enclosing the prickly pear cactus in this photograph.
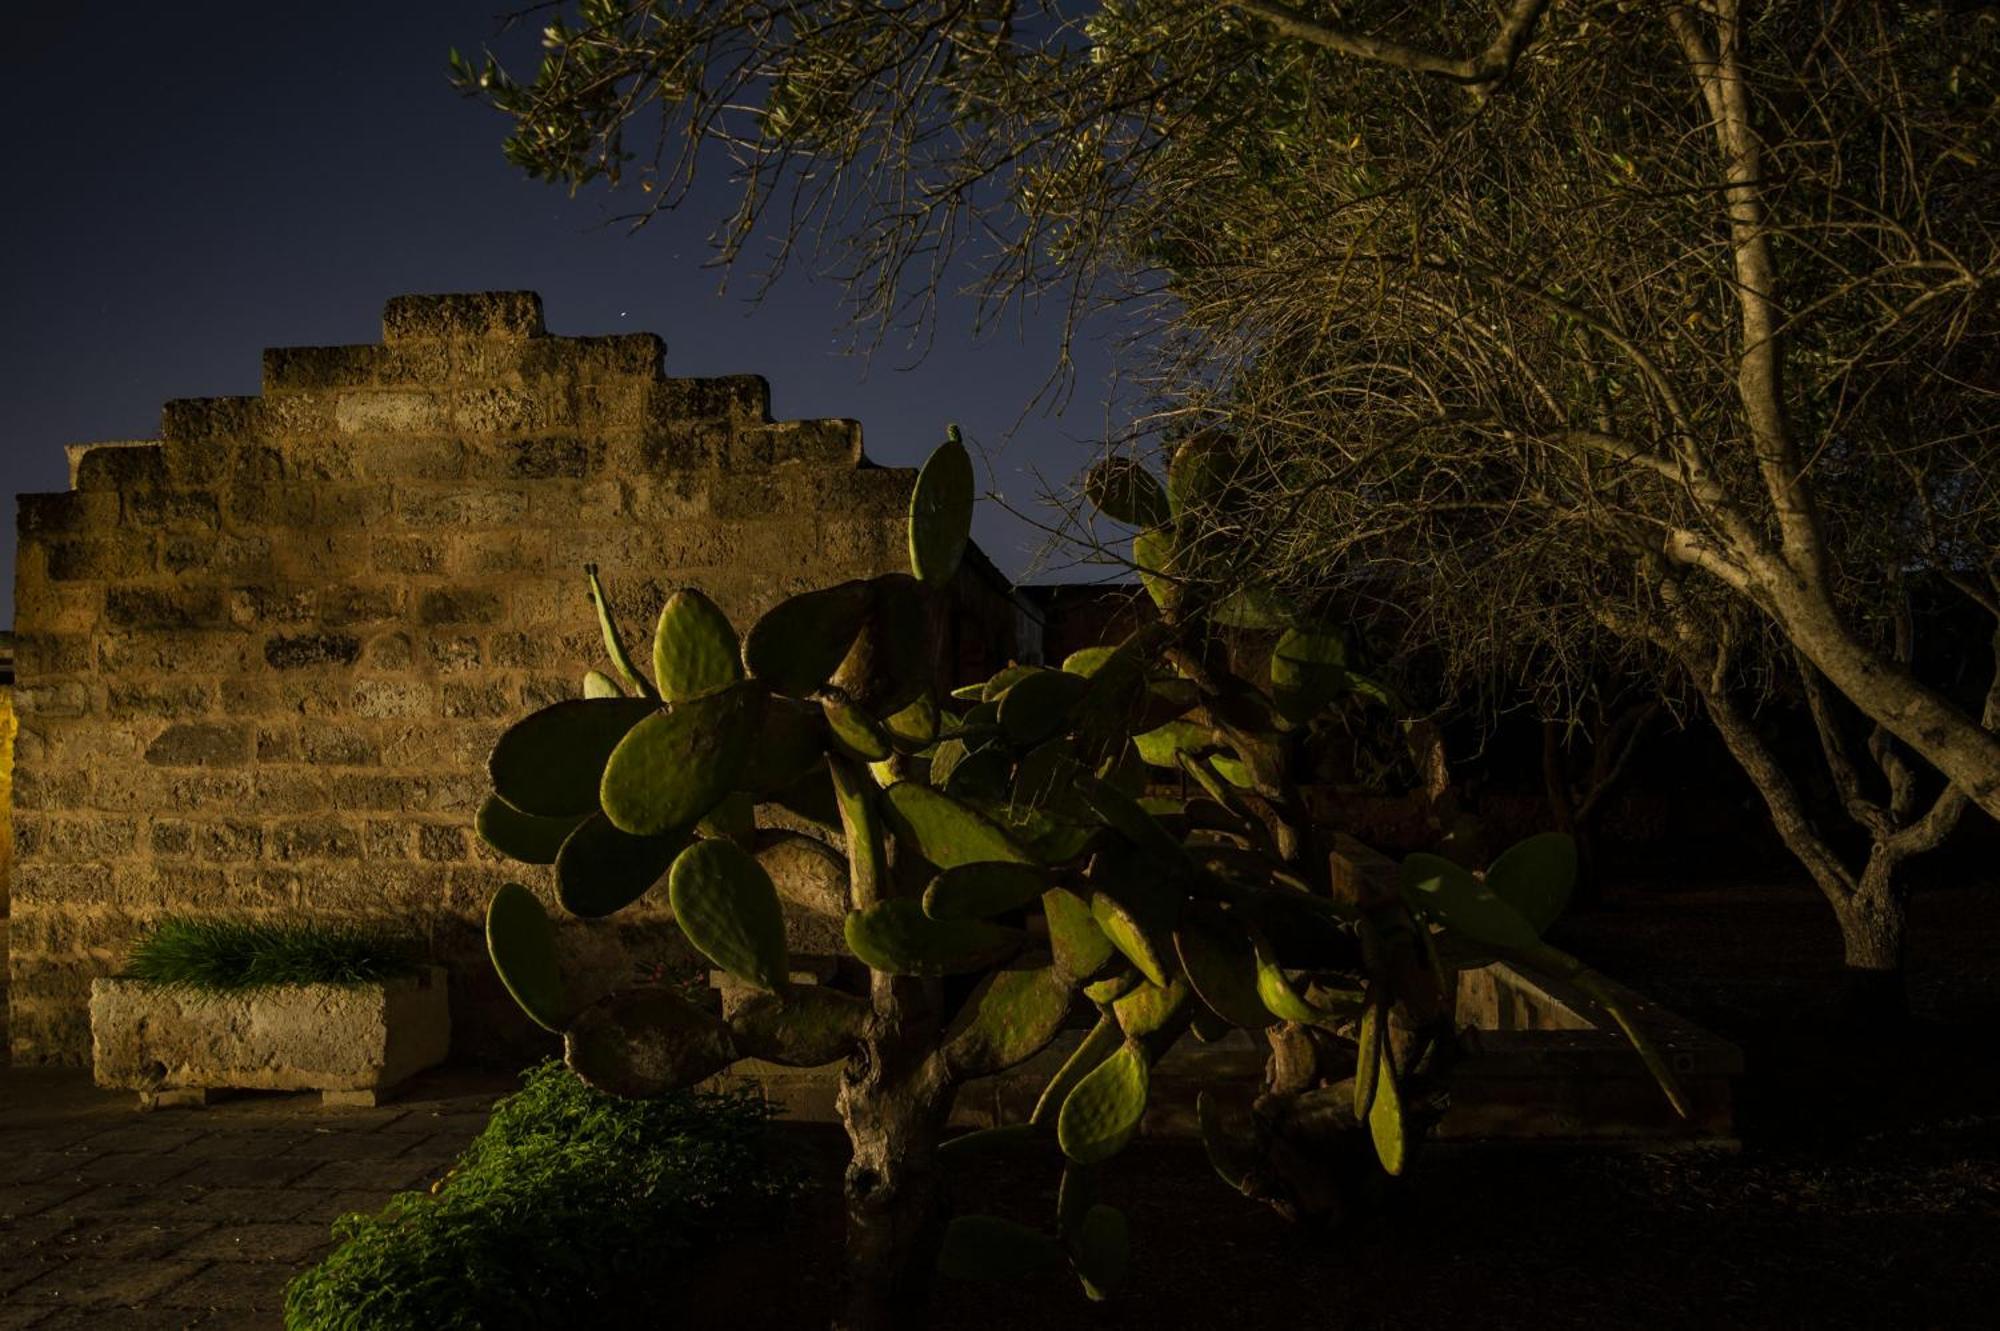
[473,426,1686,1327]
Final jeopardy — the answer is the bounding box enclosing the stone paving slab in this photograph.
[0,1065,512,1328]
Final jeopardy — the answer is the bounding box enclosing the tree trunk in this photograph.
[1764,579,2000,824]
[1832,861,1910,1030]
[833,1025,954,1330]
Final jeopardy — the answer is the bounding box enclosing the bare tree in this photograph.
[457,0,2000,1006]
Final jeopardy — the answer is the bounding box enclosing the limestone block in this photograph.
[89,966,451,1095]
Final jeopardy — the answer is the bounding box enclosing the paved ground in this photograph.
[0,1066,512,1329]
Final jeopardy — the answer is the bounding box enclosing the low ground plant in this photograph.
[123,916,420,992]
[283,1059,800,1330]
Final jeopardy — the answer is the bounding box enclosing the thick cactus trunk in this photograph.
[833,983,954,1331]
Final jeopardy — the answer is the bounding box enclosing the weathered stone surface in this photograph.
[89,968,450,1094]
[8,291,1028,1067]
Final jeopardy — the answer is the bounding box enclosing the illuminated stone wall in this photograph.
[9,292,1020,1064]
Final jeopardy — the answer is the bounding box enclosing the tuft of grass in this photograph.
[124,915,422,992]
[284,1060,802,1331]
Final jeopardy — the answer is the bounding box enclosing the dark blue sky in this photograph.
[0,2,1122,626]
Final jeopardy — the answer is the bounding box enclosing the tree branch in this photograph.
[1231,0,1551,86]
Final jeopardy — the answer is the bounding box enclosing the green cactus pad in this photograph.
[881,782,1035,869]
[979,663,1039,703]
[1044,888,1114,981]
[1270,626,1357,725]
[1057,1038,1150,1165]
[997,668,1092,747]
[827,755,888,907]
[1090,893,1171,988]
[1252,935,1326,1024]
[695,789,756,845]
[833,573,931,716]
[1061,645,1117,677]
[667,838,791,991]
[582,669,624,699]
[883,692,939,751]
[1173,915,1274,1030]
[742,579,873,697]
[943,962,1074,1077]
[1166,430,1236,516]
[1210,585,1293,630]
[599,684,761,837]
[843,900,1023,977]
[909,433,975,587]
[768,766,842,828]
[936,1215,1066,1282]
[922,862,1049,920]
[1366,1038,1406,1175]
[1354,997,1384,1119]
[1071,1203,1131,1302]
[822,697,893,762]
[1133,526,1177,613]
[475,794,589,866]
[1077,774,1189,869]
[485,882,568,1032]
[941,746,1013,802]
[554,813,687,919]
[563,985,738,1098]
[742,696,829,794]
[1484,832,1577,934]
[1111,976,1188,1039]
[726,987,869,1067]
[1083,457,1169,529]
[652,587,742,702]
[584,564,657,700]
[1032,1014,1120,1125]
[1195,1091,1253,1192]
[1082,971,1138,1005]
[754,830,851,917]
[1132,719,1222,769]
[937,1123,1043,1162]
[1056,1162,1096,1242]
[1398,852,1542,951]
[489,698,657,818]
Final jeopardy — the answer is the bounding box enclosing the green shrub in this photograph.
[124,916,420,992]
[283,1060,801,1331]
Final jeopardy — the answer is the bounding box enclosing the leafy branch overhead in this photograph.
[472,428,1685,1324]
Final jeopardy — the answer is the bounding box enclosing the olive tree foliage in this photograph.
[455,0,2000,997]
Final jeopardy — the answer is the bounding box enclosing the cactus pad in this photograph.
[599,684,761,837]
[1083,457,1169,529]
[843,900,1023,977]
[1173,913,1275,1030]
[937,1123,1042,1162]
[997,668,1092,746]
[555,813,687,918]
[485,882,568,1032]
[585,564,657,700]
[833,573,932,716]
[742,579,873,697]
[1111,976,1188,1039]
[937,1215,1066,1281]
[1399,852,1542,951]
[943,962,1074,1077]
[475,794,588,866]
[1056,1038,1150,1165]
[582,669,624,699]
[822,696,893,762]
[726,987,869,1067]
[1044,888,1114,981]
[1071,1203,1131,1301]
[489,698,656,818]
[881,782,1035,869]
[1132,526,1176,613]
[1089,893,1171,988]
[742,696,829,794]
[922,862,1049,920]
[564,985,738,1098]
[667,838,790,991]
[909,432,975,587]
[1365,1039,1406,1175]
[1484,832,1577,934]
[652,587,742,702]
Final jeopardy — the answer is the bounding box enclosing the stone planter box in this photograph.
[90,966,450,1108]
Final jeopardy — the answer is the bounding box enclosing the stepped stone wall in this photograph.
[9,291,1020,1065]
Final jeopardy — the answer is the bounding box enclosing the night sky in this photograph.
[0,2,1121,627]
